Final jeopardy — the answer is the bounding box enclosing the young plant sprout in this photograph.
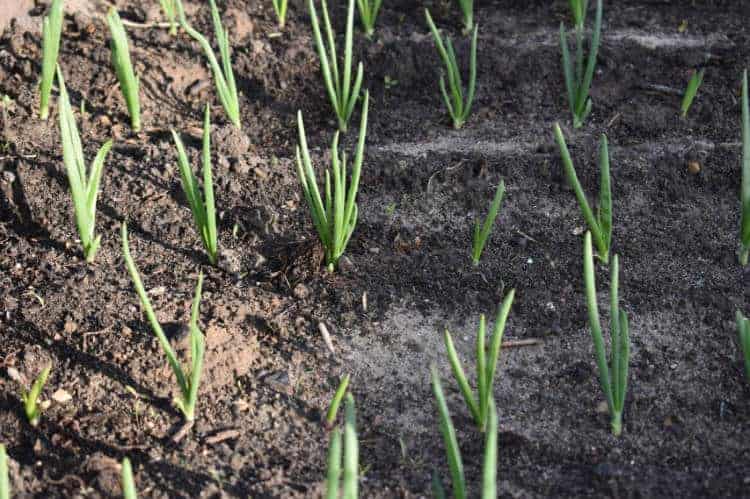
[455,0,473,35]
[39,0,64,120]
[559,0,602,128]
[442,290,514,432]
[121,223,205,422]
[554,123,612,264]
[0,444,8,499]
[295,91,370,271]
[357,0,382,38]
[739,71,750,265]
[57,66,112,263]
[172,104,218,265]
[121,457,137,499]
[582,231,630,436]
[326,374,351,427]
[107,8,141,132]
[21,365,51,427]
[424,9,478,130]
[174,0,240,129]
[160,0,178,35]
[736,311,750,381]
[680,68,705,118]
[325,394,359,499]
[430,367,498,499]
[471,180,505,266]
[272,0,289,29]
[308,0,364,132]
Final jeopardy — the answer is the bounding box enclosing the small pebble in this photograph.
[687,160,701,175]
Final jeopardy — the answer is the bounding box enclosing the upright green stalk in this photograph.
[442,290,514,432]
[272,0,289,29]
[356,0,382,38]
[296,92,369,271]
[172,104,218,265]
[57,66,112,263]
[471,180,505,266]
[122,458,138,499]
[40,0,64,120]
[174,0,240,129]
[0,444,8,499]
[680,68,705,118]
[107,8,141,132]
[455,0,473,35]
[326,374,351,426]
[121,223,205,421]
[583,231,630,436]
[425,9,478,129]
[160,0,178,35]
[430,367,498,499]
[308,0,364,132]
[554,123,612,264]
[739,71,750,265]
[569,0,588,28]
[21,365,51,427]
[736,311,750,382]
[325,394,359,499]
[559,0,602,128]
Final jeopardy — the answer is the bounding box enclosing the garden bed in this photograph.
[1,0,750,496]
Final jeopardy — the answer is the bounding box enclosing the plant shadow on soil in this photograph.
[2,0,750,497]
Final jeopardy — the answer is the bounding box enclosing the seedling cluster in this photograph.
[3,1,749,497]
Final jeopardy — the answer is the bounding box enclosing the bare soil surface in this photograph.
[2,0,750,497]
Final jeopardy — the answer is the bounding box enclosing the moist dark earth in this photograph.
[2,0,750,497]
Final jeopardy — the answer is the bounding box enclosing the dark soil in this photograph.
[2,0,750,497]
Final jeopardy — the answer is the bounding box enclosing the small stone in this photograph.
[52,389,73,404]
[6,367,22,383]
[64,319,77,334]
[293,284,310,300]
[265,371,290,394]
[338,256,354,273]
[687,160,701,175]
[596,400,609,414]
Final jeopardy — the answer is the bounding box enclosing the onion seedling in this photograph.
[174,0,240,129]
[325,394,359,499]
[326,374,351,427]
[172,104,218,266]
[471,180,505,266]
[39,0,64,120]
[272,0,289,29]
[425,9,477,130]
[736,311,750,381]
[455,0,473,35]
[442,290,514,432]
[296,91,369,271]
[160,0,177,35]
[430,367,498,499]
[739,71,750,265]
[57,66,112,263]
[554,123,612,265]
[356,0,382,38]
[559,0,602,128]
[0,444,8,499]
[680,68,705,118]
[21,365,51,427]
[122,457,137,499]
[121,223,205,422]
[582,231,629,436]
[107,9,141,132]
[308,0,364,133]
